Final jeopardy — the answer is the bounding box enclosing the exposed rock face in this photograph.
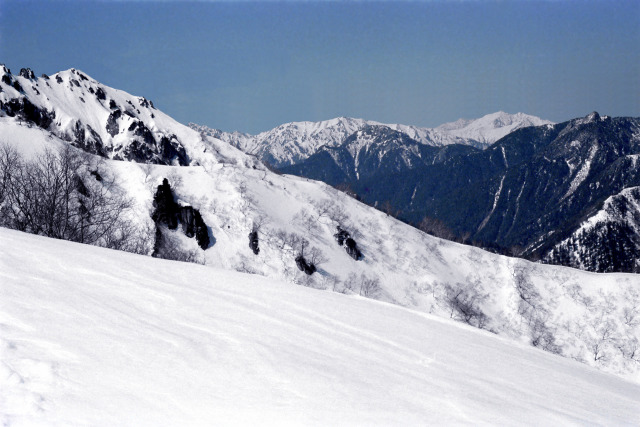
[1,67,191,167]
[334,226,362,260]
[106,110,121,137]
[344,237,362,261]
[19,68,35,79]
[248,231,259,255]
[334,226,350,246]
[151,178,210,253]
[295,255,316,275]
[0,97,55,129]
[72,120,106,156]
[179,206,210,250]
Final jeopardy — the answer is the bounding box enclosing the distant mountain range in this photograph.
[282,112,640,273]
[190,112,552,168]
[189,109,640,274]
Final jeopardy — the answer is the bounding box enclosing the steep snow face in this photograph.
[2,228,640,425]
[192,117,370,167]
[436,111,554,144]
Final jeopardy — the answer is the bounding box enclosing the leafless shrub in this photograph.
[359,274,381,298]
[437,281,489,329]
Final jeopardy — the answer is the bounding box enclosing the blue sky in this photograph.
[1,0,638,133]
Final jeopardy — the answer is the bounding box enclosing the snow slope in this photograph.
[436,111,554,145]
[1,68,637,381]
[2,228,639,426]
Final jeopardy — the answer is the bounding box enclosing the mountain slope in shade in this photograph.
[545,185,640,272]
[2,228,639,425]
[290,112,640,273]
[281,124,479,186]
[436,111,554,145]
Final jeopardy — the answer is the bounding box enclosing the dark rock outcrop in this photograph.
[71,120,106,157]
[344,237,362,260]
[179,206,210,249]
[152,178,179,230]
[295,255,316,275]
[106,109,121,137]
[248,231,259,255]
[334,226,362,260]
[151,178,211,251]
[19,68,35,79]
[334,226,350,246]
[94,87,106,101]
[0,97,54,129]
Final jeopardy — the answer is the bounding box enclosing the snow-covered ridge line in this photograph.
[190,112,553,167]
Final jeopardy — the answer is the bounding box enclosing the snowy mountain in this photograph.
[2,228,639,425]
[545,185,640,272]
[284,111,640,274]
[0,66,220,167]
[281,124,478,185]
[1,67,639,382]
[436,111,554,145]
[190,111,549,168]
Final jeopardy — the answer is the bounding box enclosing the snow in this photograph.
[562,143,598,201]
[436,111,554,145]
[478,174,505,232]
[2,227,639,425]
[2,69,639,384]
[193,112,553,167]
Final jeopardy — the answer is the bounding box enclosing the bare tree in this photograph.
[359,274,381,298]
[437,281,489,329]
[0,142,142,251]
[0,142,20,207]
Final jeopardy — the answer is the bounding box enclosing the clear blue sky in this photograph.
[1,0,638,133]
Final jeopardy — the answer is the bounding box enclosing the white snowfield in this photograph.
[1,228,639,426]
[435,111,554,145]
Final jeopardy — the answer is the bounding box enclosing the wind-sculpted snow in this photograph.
[1,228,639,425]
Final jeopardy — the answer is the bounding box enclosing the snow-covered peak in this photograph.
[192,112,553,168]
[192,117,474,167]
[436,111,554,144]
[0,67,260,170]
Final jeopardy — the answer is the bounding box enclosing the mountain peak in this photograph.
[586,111,601,122]
[436,111,554,144]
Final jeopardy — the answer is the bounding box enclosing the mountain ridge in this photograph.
[190,111,552,167]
